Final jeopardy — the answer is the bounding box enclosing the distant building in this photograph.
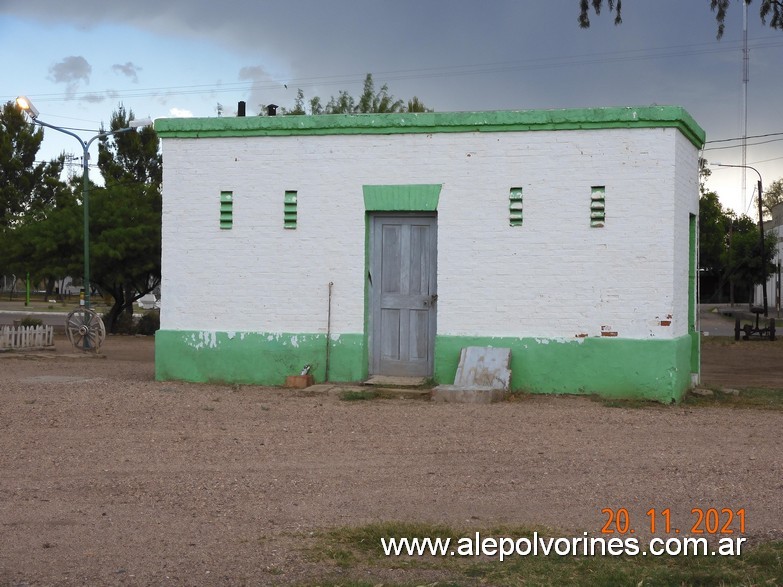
[756,201,783,314]
[154,106,705,402]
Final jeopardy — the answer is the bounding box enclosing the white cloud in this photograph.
[169,107,193,117]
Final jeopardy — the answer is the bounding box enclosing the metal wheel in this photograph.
[66,308,106,351]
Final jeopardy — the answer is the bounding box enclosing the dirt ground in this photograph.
[0,333,781,586]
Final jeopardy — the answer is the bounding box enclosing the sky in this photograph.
[1,0,782,215]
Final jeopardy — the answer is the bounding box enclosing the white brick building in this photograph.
[154,107,705,402]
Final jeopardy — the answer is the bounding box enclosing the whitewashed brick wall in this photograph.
[160,126,698,340]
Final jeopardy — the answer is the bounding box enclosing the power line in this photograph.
[10,35,783,107]
[704,131,783,144]
[703,137,783,151]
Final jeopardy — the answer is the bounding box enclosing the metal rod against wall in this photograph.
[325,281,334,382]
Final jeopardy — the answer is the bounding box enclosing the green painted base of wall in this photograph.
[156,330,694,402]
[155,330,366,385]
[435,335,694,403]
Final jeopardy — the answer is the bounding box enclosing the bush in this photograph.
[19,316,44,327]
[112,311,136,335]
[136,310,160,335]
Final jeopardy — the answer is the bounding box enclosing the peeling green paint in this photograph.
[155,330,366,385]
[434,334,693,403]
[156,329,692,402]
[154,106,705,149]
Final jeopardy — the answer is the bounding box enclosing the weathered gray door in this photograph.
[370,214,437,377]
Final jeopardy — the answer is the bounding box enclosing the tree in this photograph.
[699,191,730,278]
[579,0,783,38]
[762,178,783,217]
[723,214,777,300]
[87,182,161,333]
[309,96,324,116]
[699,190,776,303]
[98,104,161,186]
[356,74,404,114]
[0,101,67,229]
[283,74,431,116]
[0,100,72,294]
[406,97,432,113]
[93,105,162,332]
[325,90,356,114]
[289,89,307,115]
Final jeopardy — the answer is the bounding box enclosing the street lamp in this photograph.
[15,96,151,349]
[16,96,150,309]
[711,162,768,317]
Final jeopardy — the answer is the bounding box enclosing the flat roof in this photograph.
[154,106,705,148]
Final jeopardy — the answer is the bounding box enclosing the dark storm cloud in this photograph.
[5,2,782,144]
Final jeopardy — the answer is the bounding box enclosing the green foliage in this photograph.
[580,0,783,38]
[724,214,777,295]
[578,0,622,28]
[763,178,783,217]
[699,191,776,301]
[93,105,162,334]
[136,310,160,336]
[98,104,162,186]
[309,521,783,586]
[712,0,783,38]
[0,100,73,282]
[284,74,431,116]
[19,316,43,327]
[89,180,161,333]
[339,390,377,401]
[356,74,404,114]
[699,191,730,277]
[288,89,306,115]
[1,102,162,334]
[685,386,783,410]
[406,96,432,113]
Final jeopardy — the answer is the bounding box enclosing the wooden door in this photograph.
[370,214,437,376]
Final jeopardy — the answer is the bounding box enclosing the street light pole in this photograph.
[15,96,150,310]
[712,162,768,316]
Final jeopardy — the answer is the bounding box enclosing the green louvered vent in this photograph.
[284,190,298,229]
[220,191,233,230]
[590,186,605,228]
[509,187,523,227]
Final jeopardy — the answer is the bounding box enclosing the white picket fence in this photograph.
[0,324,55,350]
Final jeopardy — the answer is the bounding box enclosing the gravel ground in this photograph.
[0,333,781,586]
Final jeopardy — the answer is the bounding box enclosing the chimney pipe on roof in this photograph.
[237,101,246,117]
[267,104,278,117]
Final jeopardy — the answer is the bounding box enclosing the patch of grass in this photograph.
[339,390,377,402]
[685,387,783,411]
[304,521,783,587]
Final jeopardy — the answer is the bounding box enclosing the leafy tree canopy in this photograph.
[762,178,783,217]
[579,0,783,38]
[0,101,69,230]
[269,74,431,116]
[699,190,776,302]
[1,102,161,333]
